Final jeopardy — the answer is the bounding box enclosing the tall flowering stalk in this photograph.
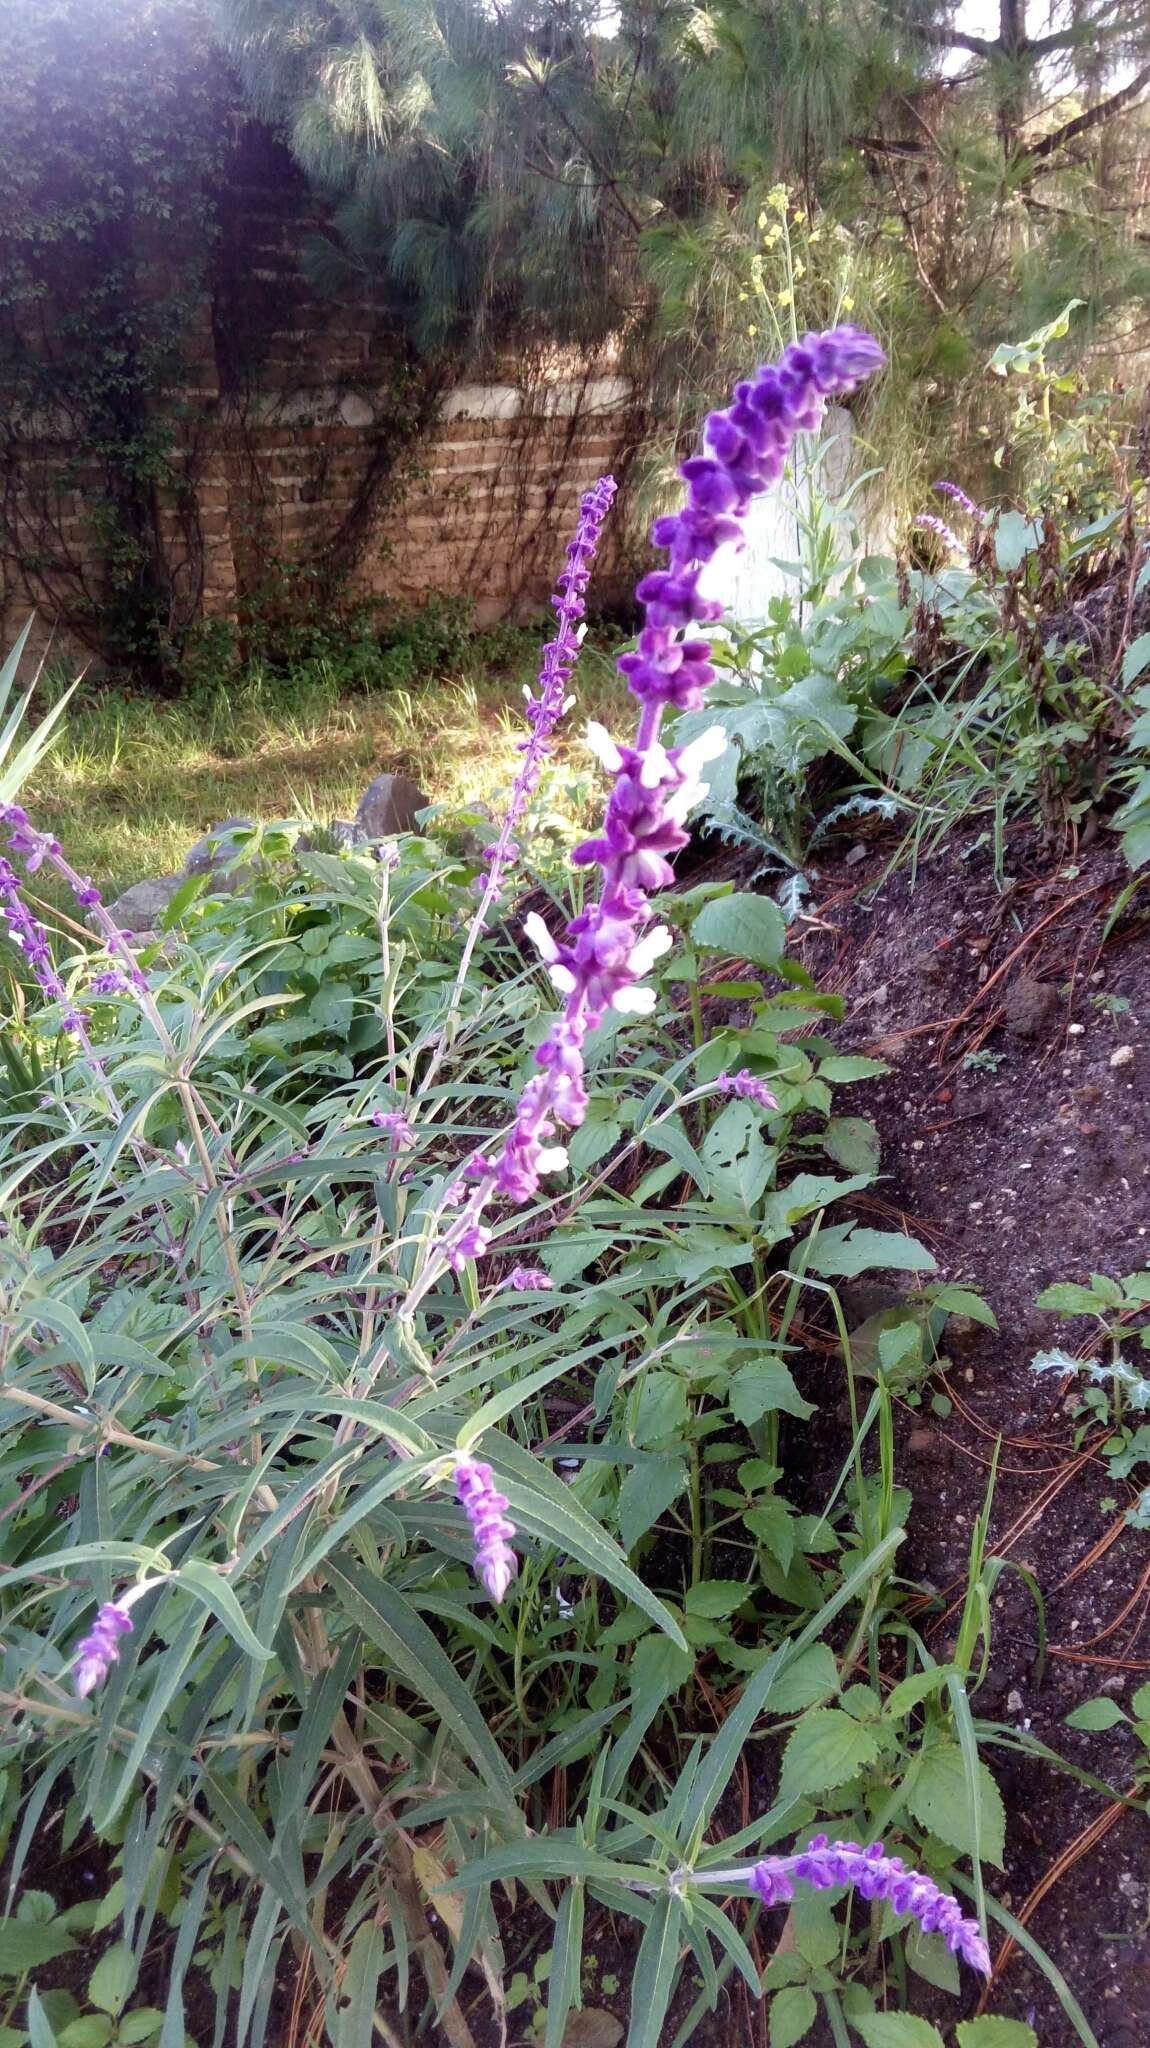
[432,329,885,1277]
[435,476,617,1051]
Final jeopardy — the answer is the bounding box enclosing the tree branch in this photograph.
[1021,62,1150,168]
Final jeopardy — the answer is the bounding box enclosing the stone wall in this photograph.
[0,118,641,662]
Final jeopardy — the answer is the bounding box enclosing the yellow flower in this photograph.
[792,259,805,281]
[809,229,822,244]
[842,293,855,312]
[738,290,748,301]
[768,185,789,214]
[747,324,758,337]
[757,210,768,230]
[777,289,793,308]
[763,225,783,248]
[792,208,806,224]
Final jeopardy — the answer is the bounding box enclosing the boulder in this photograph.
[355,774,429,841]
[106,875,182,936]
[184,817,257,889]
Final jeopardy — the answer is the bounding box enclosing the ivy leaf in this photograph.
[906,1740,1005,1868]
[778,1708,881,1800]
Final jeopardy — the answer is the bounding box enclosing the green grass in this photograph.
[24,643,632,902]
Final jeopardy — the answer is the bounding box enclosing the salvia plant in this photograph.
[0,338,1072,2048]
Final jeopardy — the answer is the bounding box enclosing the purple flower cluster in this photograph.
[90,968,132,998]
[454,1456,518,1601]
[505,1266,553,1292]
[371,1108,416,1146]
[467,476,616,929]
[0,854,88,1030]
[1,803,147,995]
[913,513,964,556]
[934,479,986,523]
[73,1599,133,1697]
[717,1068,778,1109]
[434,331,883,1276]
[749,1834,990,1975]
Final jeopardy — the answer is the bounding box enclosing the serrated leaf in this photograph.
[855,2017,946,2048]
[822,1116,881,1174]
[728,1361,814,1426]
[764,1644,839,1714]
[770,1985,817,2048]
[684,1579,751,1619]
[690,893,786,970]
[778,1708,881,1799]
[0,1923,75,1973]
[906,1741,1005,1867]
[1065,1696,1128,1730]
[956,2023,1037,2048]
[617,1458,688,1552]
[88,1943,135,2017]
[804,1228,936,1279]
[1035,1283,1108,1314]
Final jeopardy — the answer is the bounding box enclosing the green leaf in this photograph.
[956,2023,1038,2048]
[27,1989,60,2048]
[700,1100,775,1206]
[168,1562,271,1662]
[0,1923,75,1973]
[690,894,786,971]
[1122,633,1150,687]
[617,1458,688,1552]
[804,1228,936,1279]
[818,1056,889,1082]
[903,1927,960,1996]
[1131,1683,1150,1721]
[1035,1283,1108,1314]
[764,1644,839,1714]
[994,511,1042,572]
[1065,1696,1128,1730]
[778,1708,881,1800]
[822,1117,881,1174]
[334,1921,386,2048]
[626,1895,683,2048]
[118,2015,164,2045]
[906,1741,1006,1867]
[728,1361,814,1427]
[88,1943,135,2018]
[770,1985,817,2048]
[327,1561,517,1806]
[684,1579,751,1619]
[855,2018,946,2048]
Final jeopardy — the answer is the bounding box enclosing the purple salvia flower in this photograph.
[462,475,615,935]
[90,969,132,998]
[73,1599,134,1697]
[717,1068,778,1109]
[371,1108,416,1146]
[933,480,986,523]
[749,1835,990,1975]
[433,330,883,1275]
[454,1456,518,1601]
[505,1266,553,1291]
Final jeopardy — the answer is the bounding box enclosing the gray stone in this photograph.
[106,875,182,935]
[355,774,429,840]
[295,818,360,854]
[184,817,256,880]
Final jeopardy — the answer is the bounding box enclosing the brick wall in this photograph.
[0,119,641,662]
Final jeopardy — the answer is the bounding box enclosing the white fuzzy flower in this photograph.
[535,1145,569,1174]
[585,722,623,772]
[523,911,559,963]
[548,964,578,994]
[628,924,673,976]
[613,985,658,1015]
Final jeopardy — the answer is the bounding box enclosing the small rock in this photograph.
[1002,974,1061,1039]
[1006,1688,1024,1715]
[184,816,256,878]
[845,842,867,866]
[356,773,430,840]
[105,874,182,934]
[1111,1044,1136,1070]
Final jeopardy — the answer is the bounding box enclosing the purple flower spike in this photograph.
[371,1108,416,1146]
[914,513,964,555]
[717,1069,778,1110]
[505,1266,553,1292]
[454,1456,518,1602]
[436,332,884,1277]
[749,1835,991,1975]
[73,1599,134,1697]
[933,480,986,523]
[90,969,132,998]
